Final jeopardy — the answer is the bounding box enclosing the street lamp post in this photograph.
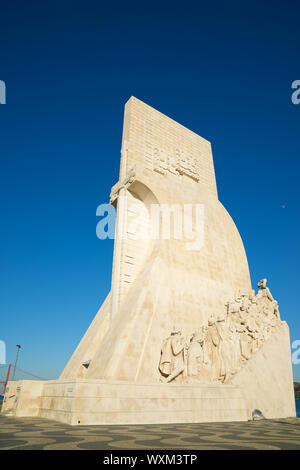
[12,344,21,381]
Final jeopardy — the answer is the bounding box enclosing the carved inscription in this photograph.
[148,146,200,182]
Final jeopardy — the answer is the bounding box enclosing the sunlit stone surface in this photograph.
[2,97,295,424]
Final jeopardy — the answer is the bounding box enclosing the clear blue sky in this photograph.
[0,1,299,382]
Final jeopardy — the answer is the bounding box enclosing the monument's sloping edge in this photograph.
[59,292,111,380]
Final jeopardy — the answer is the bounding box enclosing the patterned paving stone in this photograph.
[0,415,299,450]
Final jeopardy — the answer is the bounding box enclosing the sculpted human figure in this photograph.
[240,327,253,361]
[159,279,282,385]
[260,311,273,341]
[247,292,257,312]
[247,325,260,353]
[159,334,173,377]
[245,300,259,333]
[186,327,210,382]
[226,296,242,323]
[215,315,232,382]
[227,300,250,365]
[256,278,281,322]
[228,290,255,325]
[256,280,281,338]
[228,319,244,375]
[256,278,274,302]
[187,329,204,376]
[205,316,222,382]
[246,294,260,329]
[240,292,252,315]
[161,328,189,383]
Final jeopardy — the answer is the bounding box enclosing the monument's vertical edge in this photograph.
[110,99,132,320]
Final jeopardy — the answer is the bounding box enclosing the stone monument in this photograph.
[2,97,296,424]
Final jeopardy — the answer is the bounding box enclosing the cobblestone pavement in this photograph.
[0,415,299,450]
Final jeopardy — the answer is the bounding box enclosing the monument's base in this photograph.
[2,324,295,425]
[40,380,249,425]
[2,379,248,425]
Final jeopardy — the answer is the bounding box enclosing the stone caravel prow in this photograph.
[2,97,295,424]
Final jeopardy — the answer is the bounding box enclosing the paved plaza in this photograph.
[0,415,299,450]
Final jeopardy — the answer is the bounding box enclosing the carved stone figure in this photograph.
[159,328,189,383]
[159,334,173,377]
[159,279,283,385]
[204,316,222,382]
[240,328,253,361]
[109,166,136,205]
[186,327,210,382]
[216,315,232,382]
[228,320,244,375]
